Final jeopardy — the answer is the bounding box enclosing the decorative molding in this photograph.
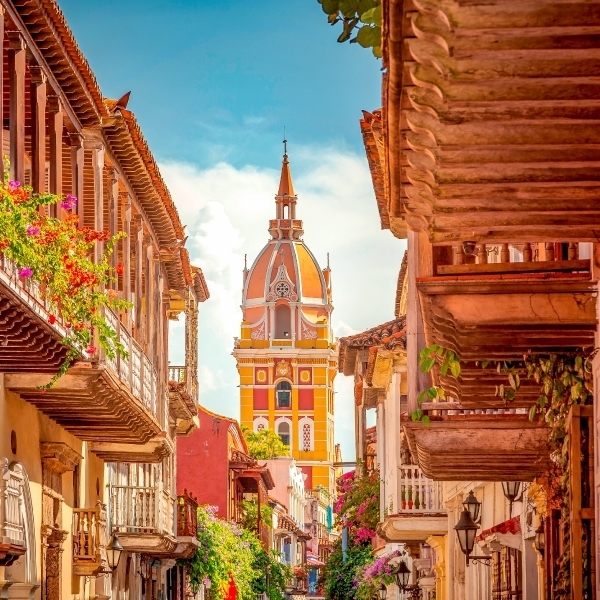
[40,442,81,474]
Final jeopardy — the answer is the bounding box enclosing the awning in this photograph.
[476,516,522,551]
[306,553,325,567]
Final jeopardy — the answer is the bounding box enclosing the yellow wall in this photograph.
[0,374,105,597]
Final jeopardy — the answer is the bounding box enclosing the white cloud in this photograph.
[162,146,405,460]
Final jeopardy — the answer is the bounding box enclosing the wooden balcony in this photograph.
[379,465,447,543]
[0,459,26,567]
[168,366,199,436]
[1,273,169,459]
[383,0,600,243]
[417,243,596,407]
[72,503,109,576]
[177,490,198,538]
[403,405,550,481]
[287,576,308,595]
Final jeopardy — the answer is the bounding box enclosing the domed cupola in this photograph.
[239,147,333,345]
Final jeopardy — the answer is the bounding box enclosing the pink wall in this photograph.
[176,406,230,519]
[264,458,293,508]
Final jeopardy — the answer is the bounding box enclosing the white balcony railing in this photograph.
[110,484,175,537]
[103,308,158,421]
[399,465,444,513]
[0,459,25,548]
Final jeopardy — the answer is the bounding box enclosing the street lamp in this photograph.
[454,509,491,566]
[534,522,546,556]
[501,482,522,516]
[394,560,411,592]
[377,583,387,600]
[462,490,481,524]
[106,534,123,571]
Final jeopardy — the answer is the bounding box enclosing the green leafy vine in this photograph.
[317,0,382,58]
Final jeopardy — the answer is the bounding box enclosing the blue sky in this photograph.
[61,0,405,459]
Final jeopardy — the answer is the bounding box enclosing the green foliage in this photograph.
[317,0,382,58]
[242,425,290,459]
[183,505,291,600]
[322,540,373,600]
[0,179,130,388]
[239,498,274,532]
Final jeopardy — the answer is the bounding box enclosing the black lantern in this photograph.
[534,522,545,555]
[394,560,411,592]
[462,490,481,524]
[377,583,387,600]
[501,482,522,516]
[106,534,123,571]
[454,509,478,557]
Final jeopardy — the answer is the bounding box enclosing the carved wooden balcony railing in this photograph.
[0,459,26,566]
[177,490,198,538]
[168,365,198,427]
[398,465,444,514]
[110,483,175,537]
[72,503,108,576]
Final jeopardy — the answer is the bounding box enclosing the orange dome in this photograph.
[241,151,332,341]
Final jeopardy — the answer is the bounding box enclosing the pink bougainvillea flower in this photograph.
[18,267,32,278]
[39,389,46,395]
[26,225,40,236]
[60,194,77,210]
[8,180,20,190]
[85,345,97,355]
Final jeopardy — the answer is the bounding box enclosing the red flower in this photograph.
[116,263,124,275]
[65,323,71,329]
[48,315,57,324]
[85,345,97,355]
[39,389,46,395]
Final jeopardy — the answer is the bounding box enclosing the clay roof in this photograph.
[360,110,389,230]
[191,266,210,302]
[338,317,406,376]
[277,154,295,197]
[197,403,248,454]
[10,0,109,127]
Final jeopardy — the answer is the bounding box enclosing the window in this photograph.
[275,304,291,338]
[278,421,291,446]
[303,424,311,451]
[276,381,292,408]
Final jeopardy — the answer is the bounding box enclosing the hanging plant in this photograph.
[0,179,131,388]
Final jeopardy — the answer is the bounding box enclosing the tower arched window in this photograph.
[275,304,291,339]
[277,421,291,447]
[283,204,289,219]
[299,417,314,452]
[276,380,292,408]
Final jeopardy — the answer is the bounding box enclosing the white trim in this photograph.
[298,416,314,452]
[275,416,293,450]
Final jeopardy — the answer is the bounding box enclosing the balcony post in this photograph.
[123,196,132,327]
[29,64,47,194]
[68,132,84,225]
[522,243,532,262]
[47,96,63,209]
[108,169,119,282]
[0,9,4,181]
[7,31,26,184]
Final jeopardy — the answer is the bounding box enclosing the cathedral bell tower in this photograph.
[233,147,338,495]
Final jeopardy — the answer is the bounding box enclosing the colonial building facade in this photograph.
[233,151,338,496]
[0,1,208,599]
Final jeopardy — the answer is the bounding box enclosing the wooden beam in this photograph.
[7,31,25,184]
[28,65,47,194]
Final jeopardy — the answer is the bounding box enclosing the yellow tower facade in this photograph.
[233,150,338,495]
